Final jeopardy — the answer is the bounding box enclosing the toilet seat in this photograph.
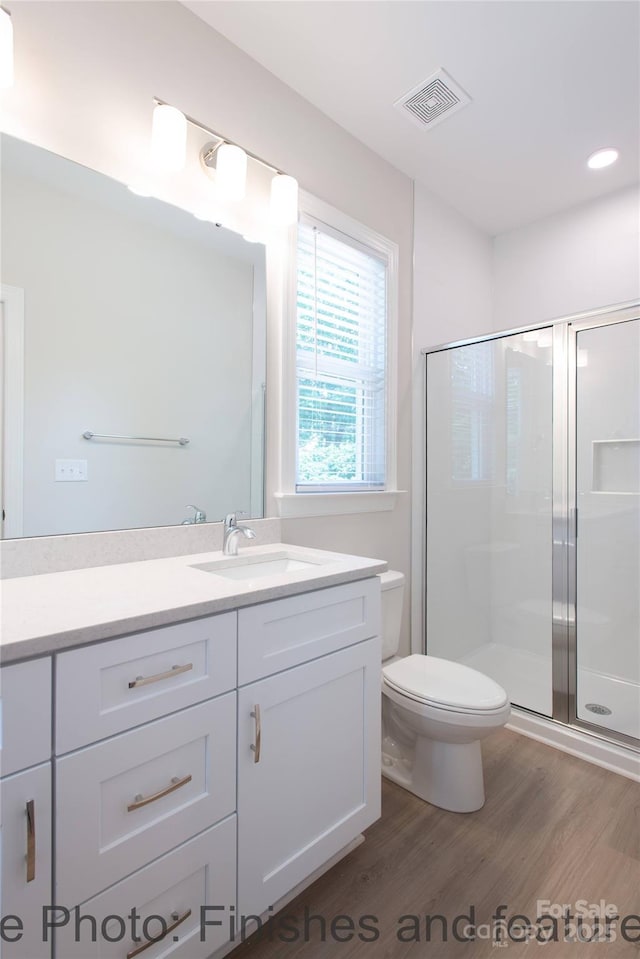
[382,654,508,714]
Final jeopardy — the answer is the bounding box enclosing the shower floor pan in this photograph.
[461,642,639,740]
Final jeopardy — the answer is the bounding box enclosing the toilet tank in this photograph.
[379,570,405,660]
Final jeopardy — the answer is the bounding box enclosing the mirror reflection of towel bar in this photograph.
[82,430,189,446]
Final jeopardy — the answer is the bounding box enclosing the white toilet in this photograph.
[380,570,510,813]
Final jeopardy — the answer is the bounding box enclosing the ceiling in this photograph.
[184,1,640,236]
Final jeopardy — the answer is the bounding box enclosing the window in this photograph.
[295,215,388,492]
[275,195,399,518]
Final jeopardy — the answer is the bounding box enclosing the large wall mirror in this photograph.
[0,133,266,539]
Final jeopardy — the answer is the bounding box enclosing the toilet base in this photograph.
[382,736,485,813]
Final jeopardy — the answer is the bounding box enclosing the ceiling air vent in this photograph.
[395,68,471,130]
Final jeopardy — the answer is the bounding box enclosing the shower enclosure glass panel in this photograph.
[426,331,553,715]
[574,318,640,740]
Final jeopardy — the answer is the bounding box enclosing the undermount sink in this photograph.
[190,550,325,581]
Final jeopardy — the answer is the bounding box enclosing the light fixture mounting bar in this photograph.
[153,97,283,177]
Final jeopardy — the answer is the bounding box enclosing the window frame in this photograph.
[275,192,399,518]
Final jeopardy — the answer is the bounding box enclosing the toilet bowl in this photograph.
[379,571,510,813]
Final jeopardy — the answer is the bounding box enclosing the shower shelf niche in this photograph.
[591,438,640,494]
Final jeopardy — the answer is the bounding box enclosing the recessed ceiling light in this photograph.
[587,148,619,170]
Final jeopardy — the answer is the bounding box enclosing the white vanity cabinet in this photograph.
[2,569,382,959]
[237,578,381,918]
[0,659,53,959]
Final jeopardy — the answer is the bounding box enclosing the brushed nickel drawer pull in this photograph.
[250,705,261,763]
[128,663,193,689]
[126,909,192,959]
[26,800,36,882]
[127,774,192,812]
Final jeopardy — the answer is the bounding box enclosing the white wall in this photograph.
[414,181,640,352]
[3,1,413,647]
[493,185,640,329]
[2,163,255,536]
[413,185,494,350]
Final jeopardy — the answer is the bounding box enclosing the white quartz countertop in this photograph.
[0,543,387,663]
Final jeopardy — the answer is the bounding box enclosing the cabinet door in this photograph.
[0,763,52,959]
[237,638,380,917]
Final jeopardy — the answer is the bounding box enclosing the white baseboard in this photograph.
[507,708,640,782]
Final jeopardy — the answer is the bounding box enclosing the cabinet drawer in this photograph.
[56,694,236,907]
[56,815,236,959]
[238,577,380,684]
[56,613,236,753]
[1,658,51,777]
[0,762,52,959]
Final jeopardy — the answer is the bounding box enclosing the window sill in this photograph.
[274,490,405,519]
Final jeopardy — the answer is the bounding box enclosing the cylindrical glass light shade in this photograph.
[216,144,247,202]
[270,174,299,227]
[150,104,187,173]
[0,9,14,89]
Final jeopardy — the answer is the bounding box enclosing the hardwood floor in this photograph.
[232,729,640,958]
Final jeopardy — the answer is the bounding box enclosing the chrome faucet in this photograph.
[223,512,256,555]
[182,504,207,525]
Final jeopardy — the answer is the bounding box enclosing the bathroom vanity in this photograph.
[0,544,384,959]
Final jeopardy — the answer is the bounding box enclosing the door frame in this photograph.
[1,283,24,538]
[566,305,640,749]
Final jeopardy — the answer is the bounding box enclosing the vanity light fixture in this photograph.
[151,103,187,173]
[270,174,299,227]
[587,148,619,170]
[215,143,248,203]
[154,98,299,228]
[0,7,14,89]
[200,139,248,204]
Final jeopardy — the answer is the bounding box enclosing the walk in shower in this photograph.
[424,305,639,749]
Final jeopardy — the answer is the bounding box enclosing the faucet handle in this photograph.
[185,505,206,524]
[224,511,247,528]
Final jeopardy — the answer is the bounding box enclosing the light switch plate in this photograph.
[55,459,88,482]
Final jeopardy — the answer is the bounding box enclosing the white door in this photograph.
[237,639,380,918]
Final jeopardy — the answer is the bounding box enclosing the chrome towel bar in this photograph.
[83,430,189,446]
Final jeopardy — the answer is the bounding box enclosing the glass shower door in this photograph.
[573,317,640,741]
[426,331,554,715]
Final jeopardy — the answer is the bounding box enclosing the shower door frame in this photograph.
[566,304,640,750]
[422,301,640,753]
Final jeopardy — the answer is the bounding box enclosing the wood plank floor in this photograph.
[232,729,640,958]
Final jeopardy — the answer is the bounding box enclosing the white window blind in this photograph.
[295,216,388,492]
